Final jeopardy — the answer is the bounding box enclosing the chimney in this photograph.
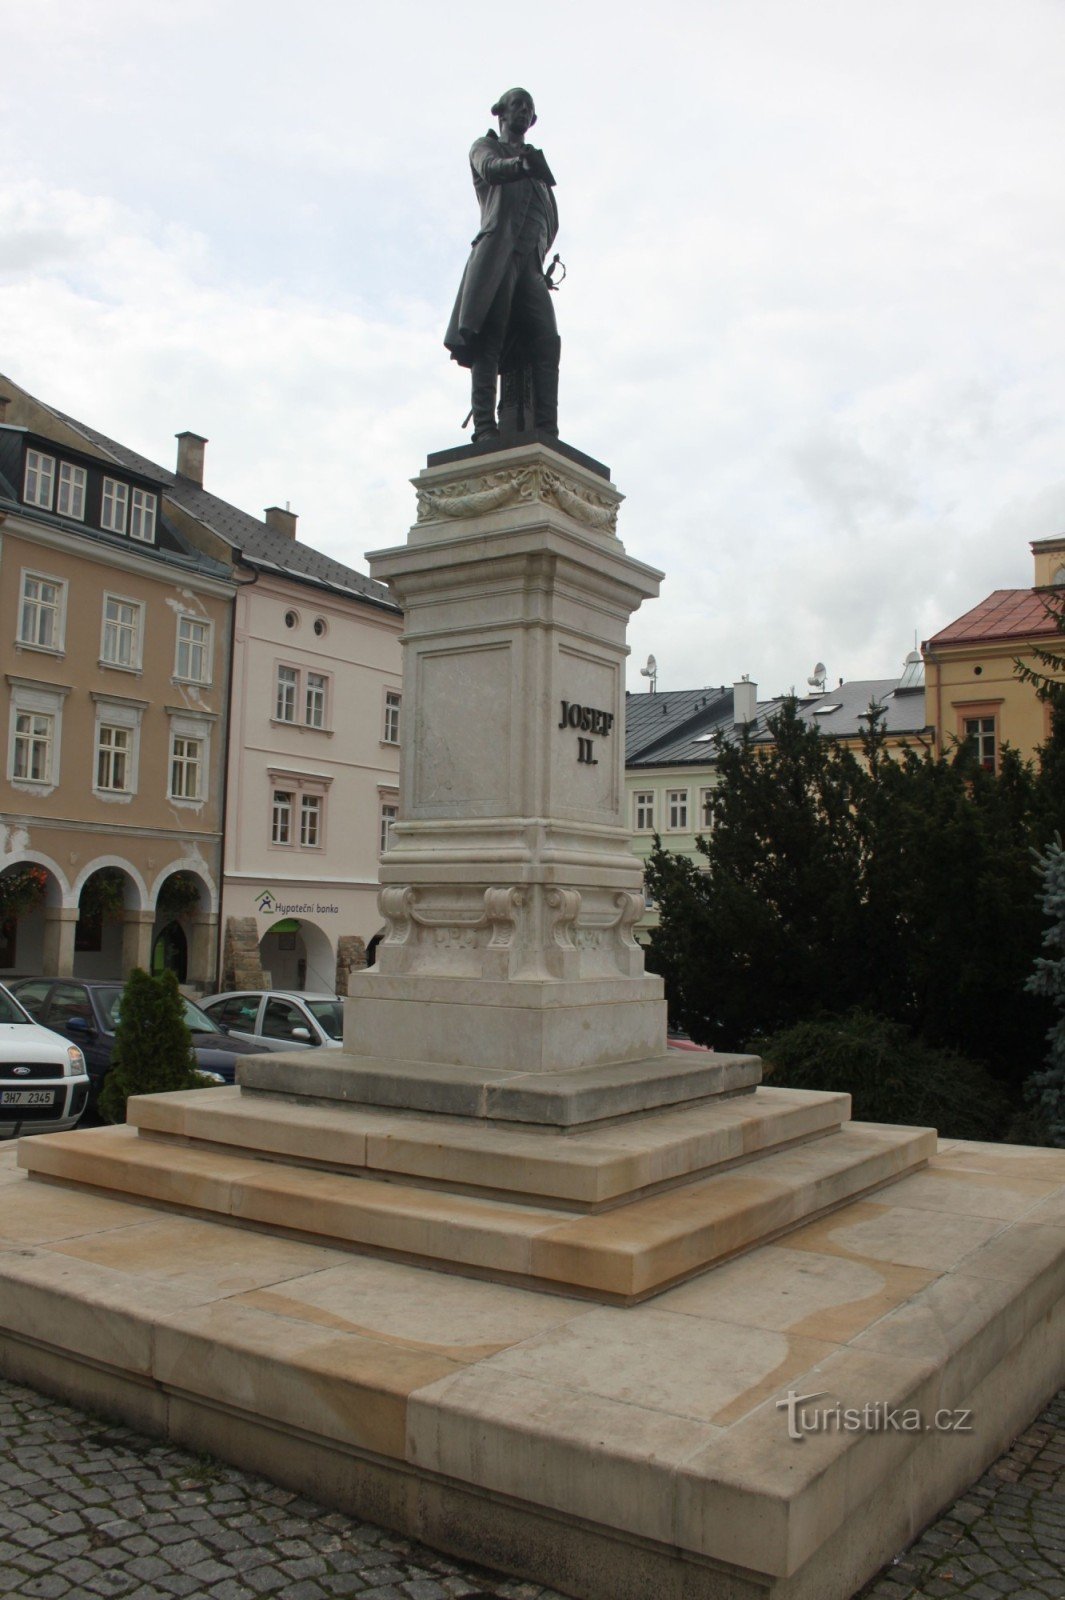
[733,676,757,727]
[175,431,207,486]
[264,504,298,540]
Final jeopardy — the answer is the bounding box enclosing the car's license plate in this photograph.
[0,1090,57,1107]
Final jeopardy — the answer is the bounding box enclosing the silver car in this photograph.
[0,982,91,1137]
[199,990,344,1051]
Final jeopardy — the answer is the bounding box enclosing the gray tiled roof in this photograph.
[624,687,733,763]
[47,408,397,612]
[625,674,931,770]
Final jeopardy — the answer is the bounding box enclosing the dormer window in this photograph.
[101,478,129,534]
[24,450,55,510]
[130,487,157,542]
[57,462,86,521]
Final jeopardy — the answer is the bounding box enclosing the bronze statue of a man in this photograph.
[444,88,560,443]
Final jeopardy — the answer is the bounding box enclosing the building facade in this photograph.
[923,536,1065,769]
[0,387,233,985]
[221,559,402,992]
[0,373,403,994]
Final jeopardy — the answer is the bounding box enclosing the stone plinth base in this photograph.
[241,1044,759,1125]
[342,972,667,1074]
[4,1137,1065,1600]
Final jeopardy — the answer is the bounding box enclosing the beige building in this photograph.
[923,535,1065,768]
[0,383,233,983]
[30,394,404,993]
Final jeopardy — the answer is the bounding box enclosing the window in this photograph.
[667,790,689,831]
[275,665,298,722]
[699,787,715,829]
[170,735,203,800]
[273,665,330,729]
[271,789,293,845]
[101,596,142,670]
[13,712,54,783]
[18,573,65,651]
[380,801,398,855]
[963,716,997,772]
[284,610,299,629]
[57,462,86,520]
[175,615,211,684]
[300,793,322,847]
[313,617,327,637]
[129,487,157,542]
[633,791,655,831]
[305,672,327,729]
[383,689,401,745]
[23,450,55,509]
[92,696,143,797]
[101,477,129,533]
[8,679,67,788]
[95,725,131,792]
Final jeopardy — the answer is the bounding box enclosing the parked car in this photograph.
[7,978,271,1117]
[0,981,91,1138]
[199,991,344,1051]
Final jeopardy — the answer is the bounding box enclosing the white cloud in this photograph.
[2,0,1064,696]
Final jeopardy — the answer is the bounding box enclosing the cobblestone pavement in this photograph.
[0,1375,567,1600]
[858,1393,1065,1599]
[2,1373,1064,1600]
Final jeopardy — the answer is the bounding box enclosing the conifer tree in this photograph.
[98,967,201,1124]
[1024,835,1065,1144]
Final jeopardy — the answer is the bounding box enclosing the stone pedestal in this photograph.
[8,437,1065,1600]
[343,441,667,1080]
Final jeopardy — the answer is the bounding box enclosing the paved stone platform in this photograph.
[2,1371,1065,1600]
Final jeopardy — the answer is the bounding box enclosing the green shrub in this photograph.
[757,1009,1013,1142]
[98,967,203,1124]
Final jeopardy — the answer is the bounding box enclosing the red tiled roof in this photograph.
[928,589,1061,647]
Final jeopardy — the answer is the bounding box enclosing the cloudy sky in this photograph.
[3,0,1063,695]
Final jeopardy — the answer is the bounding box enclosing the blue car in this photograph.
[8,978,269,1120]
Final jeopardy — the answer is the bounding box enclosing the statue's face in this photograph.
[499,91,535,134]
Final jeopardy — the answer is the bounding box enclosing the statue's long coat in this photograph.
[444,130,558,369]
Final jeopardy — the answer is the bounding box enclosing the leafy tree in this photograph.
[98,967,202,1124]
[1023,835,1065,1144]
[645,698,1052,1087]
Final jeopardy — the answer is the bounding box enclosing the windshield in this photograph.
[182,998,220,1033]
[306,1000,343,1041]
[0,986,33,1025]
[94,988,220,1035]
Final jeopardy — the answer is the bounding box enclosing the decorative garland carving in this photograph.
[416,468,535,522]
[416,464,619,534]
[540,469,619,533]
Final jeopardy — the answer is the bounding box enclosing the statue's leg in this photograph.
[532,335,561,434]
[511,262,560,435]
[470,262,518,442]
[469,357,500,442]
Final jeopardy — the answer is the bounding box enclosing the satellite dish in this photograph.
[806,661,827,693]
[639,654,658,692]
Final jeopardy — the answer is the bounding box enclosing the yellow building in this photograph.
[923,536,1065,769]
[0,387,234,983]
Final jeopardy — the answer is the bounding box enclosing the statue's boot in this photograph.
[470,360,500,442]
[532,338,561,435]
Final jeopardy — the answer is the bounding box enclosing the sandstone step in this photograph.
[235,1046,762,1127]
[5,1135,1065,1600]
[18,1114,934,1300]
[128,1084,851,1209]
